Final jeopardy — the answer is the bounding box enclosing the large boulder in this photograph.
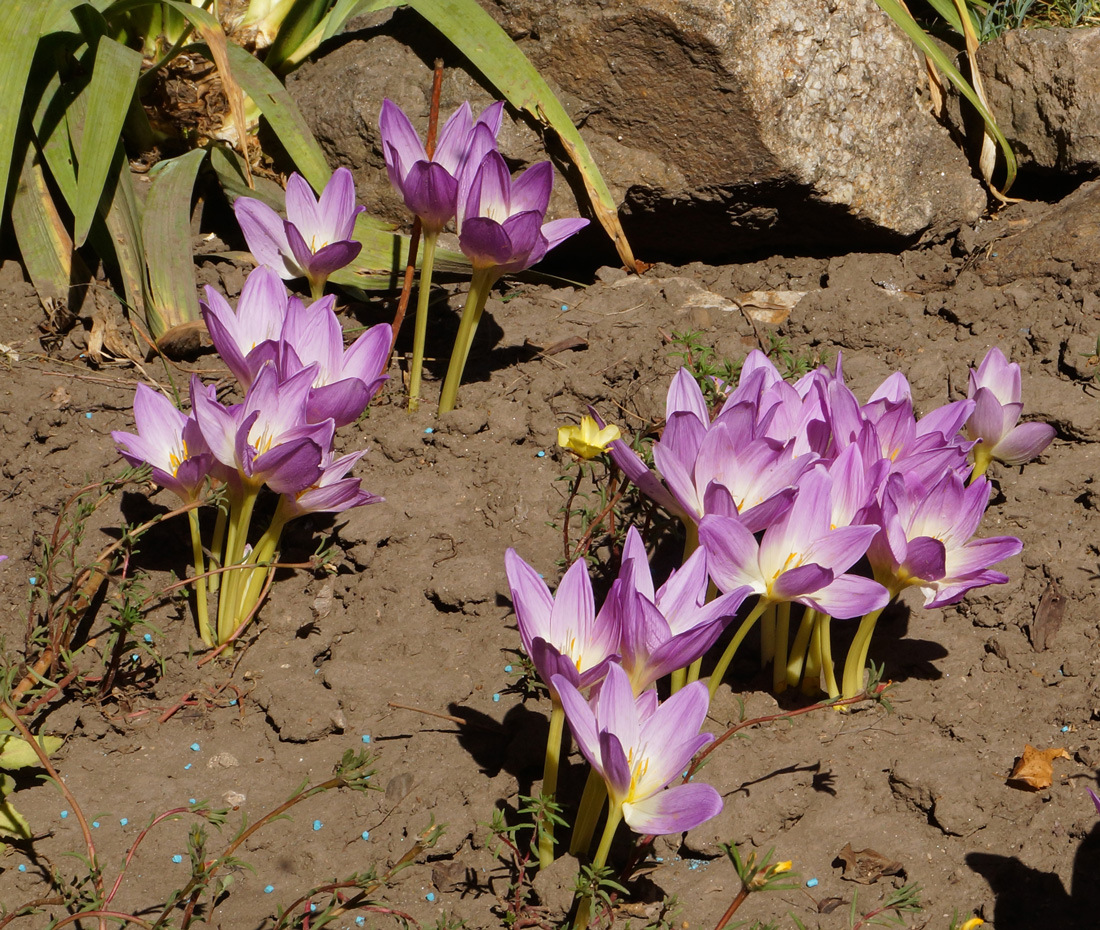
[972,27,1100,178]
[287,0,986,263]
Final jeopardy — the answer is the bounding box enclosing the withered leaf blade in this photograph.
[524,336,588,356]
[835,843,905,884]
[1007,744,1071,791]
[1029,581,1066,652]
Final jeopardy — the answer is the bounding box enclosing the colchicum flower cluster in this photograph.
[379,98,588,413]
[601,347,1047,699]
[115,173,386,648]
[502,345,1047,917]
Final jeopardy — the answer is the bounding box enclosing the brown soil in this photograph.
[0,192,1098,930]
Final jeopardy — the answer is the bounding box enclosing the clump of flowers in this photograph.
[379,98,588,414]
[596,346,1049,699]
[115,173,387,648]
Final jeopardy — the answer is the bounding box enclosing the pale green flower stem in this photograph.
[569,769,608,858]
[438,266,497,415]
[671,520,701,693]
[772,601,791,693]
[236,508,291,627]
[216,484,260,646]
[407,232,439,413]
[759,602,777,666]
[187,508,213,648]
[840,605,887,699]
[309,277,326,302]
[539,696,566,870]
[708,598,770,701]
[815,613,839,698]
[571,804,623,930]
[970,444,994,483]
[784,607,818,689]
[208,498,228,596]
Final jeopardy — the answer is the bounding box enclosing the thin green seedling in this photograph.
[713,846,800,930]
[848,883,923,930]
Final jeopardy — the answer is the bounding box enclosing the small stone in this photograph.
[207,752,240,769]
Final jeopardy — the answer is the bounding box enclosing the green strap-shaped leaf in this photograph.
[96,142,150,326]
[873,0,1016,192]
[11,139,80,310]
[143,148,207,339]
[74,36,142,246]
[403,0,638,270]
[264,0,332,76]
[0,1,54,218]
[327,214,470,290]
[283,0,395,72]
[195,40,334,191]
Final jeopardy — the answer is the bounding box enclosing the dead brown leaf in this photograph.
[1007,744,1071,791]
[1029,582,1066,651]
[835,843,904,884]
[737,289,807,326]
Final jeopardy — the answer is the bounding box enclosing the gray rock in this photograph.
[287,0,985,262]
[975,27,1100,176]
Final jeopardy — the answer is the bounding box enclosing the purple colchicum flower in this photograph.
[617,527,752,693]
[867,471,1022,609]
[457,151,589,278]
[379,98,504,234]
[965,347,1055,475]
[276,299,390,427]
[200,266,296,388]
[234,168,365,294]
[504,549,621,697]
[112,383,215,503]
[553,663,722,836]
[701,467,889,620]
[190,365,331,497]
[276,449,382,520]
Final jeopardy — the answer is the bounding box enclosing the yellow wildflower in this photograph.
[557,417,621,459]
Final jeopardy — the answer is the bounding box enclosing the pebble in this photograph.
[120,818,128,826]
[190,743,201,752]
[504,665,512,673]
[807,878,819,887]
[361,734,371,744]
[361,830,370,841]
[92,821,100,828]
[492,693,500,702]
[312,820,323,831]
[172,855,182,864]
[143,633,153,643]
[85,412,92,419]
[264,885,274,894]
[426,892,436,902]
[18,864,25,872]
[536,450,545,457]
[356,918,365,926]
[60,810,69,819]
[424,427,434,434]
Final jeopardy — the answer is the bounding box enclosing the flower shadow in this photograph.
[966,816,1100,930]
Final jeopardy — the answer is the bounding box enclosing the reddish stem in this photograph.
[389,58,445,357]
